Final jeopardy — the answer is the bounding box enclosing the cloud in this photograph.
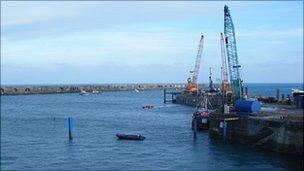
[238,28,303,38]
[1,1,220,28]
[1,27,198,68]
[1,1,303,84]
[1,2,79,27]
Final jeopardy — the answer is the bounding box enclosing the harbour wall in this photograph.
[209,113,303,156]
[0,83,186,95]
[0,83,220,96]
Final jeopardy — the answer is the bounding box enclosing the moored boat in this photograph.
[192,96,212,130]
[192,109,210,130]
[92,90,100,94]
[292,88,304,94]
[79,90,88,95]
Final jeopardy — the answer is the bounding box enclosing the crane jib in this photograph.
[224,5,244,101]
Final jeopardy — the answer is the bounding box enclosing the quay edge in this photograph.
[208,109,303,156]
[173,88,303,156]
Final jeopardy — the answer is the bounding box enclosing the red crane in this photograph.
[220,33,231,92]
[186,34,204,93]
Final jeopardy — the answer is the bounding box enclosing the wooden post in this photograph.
[276,89,280,102]
[68,117,73,140]
[193,117,197,140]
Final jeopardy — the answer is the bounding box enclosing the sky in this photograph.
[1,1,303,85]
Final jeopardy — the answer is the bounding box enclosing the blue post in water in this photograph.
[164,89,166,103]
[68,117,73,140]
[223,121,227,142]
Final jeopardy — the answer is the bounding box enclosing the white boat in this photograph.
[291,88,304,94]
[79,90,88,95]
[92,90,100,94]
[134,89,140,93]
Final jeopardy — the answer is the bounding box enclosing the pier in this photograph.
[163,89,181,103]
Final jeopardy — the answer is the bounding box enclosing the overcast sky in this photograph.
[1,1,303,84]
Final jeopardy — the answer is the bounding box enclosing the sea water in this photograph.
[1,84,303,170]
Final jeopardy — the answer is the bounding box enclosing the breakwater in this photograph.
[0,83,188,95]
[0,83,223,96]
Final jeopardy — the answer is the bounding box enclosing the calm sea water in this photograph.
[245,83,304,97]
[1,84,303,170]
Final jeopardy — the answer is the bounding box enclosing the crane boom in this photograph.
[224,5,243,100]
[186,34,204,93]
[220,32,231,92]
[192,34,204,84]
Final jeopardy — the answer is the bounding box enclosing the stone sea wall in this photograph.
[0,83,188,95]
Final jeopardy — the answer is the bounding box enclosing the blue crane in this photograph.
[224,5,244,101]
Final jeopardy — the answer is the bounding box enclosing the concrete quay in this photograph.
[209,105,303,156]
[0,83,187,95]
[173,89,303,156]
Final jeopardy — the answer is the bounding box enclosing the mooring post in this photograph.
[68,117,73,140]
[163,89,166,103]
[223,121,227,142]
[276,89,280,102]
[245,86,248,97]
[193,117,197,140]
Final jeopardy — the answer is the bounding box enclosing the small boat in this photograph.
[192,109,210,130]
[292,88,304,94]
[116,134,145,140]
[79,90,88,95]
[192,97,211,130]
[142,105,154,109]
[92,90,100,94]
[134,89,140,93]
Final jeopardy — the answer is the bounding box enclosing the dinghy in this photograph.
[116,134,145,140]
[142,105,154,109]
